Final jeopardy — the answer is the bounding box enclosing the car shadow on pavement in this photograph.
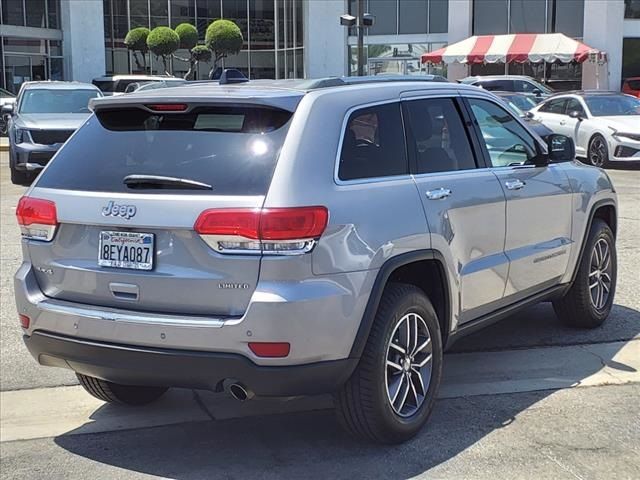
[53,303,639,479]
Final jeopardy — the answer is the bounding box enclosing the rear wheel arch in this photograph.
[349,251,451,359]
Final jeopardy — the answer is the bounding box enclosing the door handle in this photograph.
[560,120,566,126]
[425,188,452,200]
[505,179,526,190]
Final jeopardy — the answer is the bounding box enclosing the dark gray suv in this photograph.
[15,78,617,443]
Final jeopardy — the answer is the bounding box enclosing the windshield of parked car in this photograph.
[584,95,640,116]
[19,89,100,114]
[506,94,538,112]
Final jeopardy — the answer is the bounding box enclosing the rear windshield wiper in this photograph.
[123,174,213,190]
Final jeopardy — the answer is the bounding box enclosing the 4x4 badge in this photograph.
[102,201,137,220]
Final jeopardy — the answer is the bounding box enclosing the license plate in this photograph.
[98,231,154,271]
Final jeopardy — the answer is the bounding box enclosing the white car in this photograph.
[530,91,640,167]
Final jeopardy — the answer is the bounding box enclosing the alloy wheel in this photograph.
[385,312,433,418]
[589,238,613,311]
[589,138,607,167]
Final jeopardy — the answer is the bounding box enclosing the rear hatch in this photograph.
[23,97,297,317]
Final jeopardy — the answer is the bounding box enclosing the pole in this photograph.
[357,0,365,76]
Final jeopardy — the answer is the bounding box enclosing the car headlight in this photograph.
[609,127,640,142]
[14,128,28,144]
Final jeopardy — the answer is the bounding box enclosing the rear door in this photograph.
[465,97,573,300]
[27,102,294,317]
[403,95,509,322]
[532,97,567,132]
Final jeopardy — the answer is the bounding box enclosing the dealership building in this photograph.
[1,0,639,93]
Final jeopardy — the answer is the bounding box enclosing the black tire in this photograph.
[10,165,34,186]
[335,283,443,444]
[587,134,609,168]
[77,373,168,405]
[553,218,616,328]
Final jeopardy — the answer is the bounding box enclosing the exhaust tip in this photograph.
[228,383,254,402]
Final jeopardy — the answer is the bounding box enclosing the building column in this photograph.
[60,0,106,83]
[582,0,625,90]
[304,0,348,77]
[446,0,473,81]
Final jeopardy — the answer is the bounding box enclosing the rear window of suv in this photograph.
[36,105,293,195]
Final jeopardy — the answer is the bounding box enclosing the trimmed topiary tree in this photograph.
[205,19,243,78]
[124,27,150,72]
[147,26,180,75]
[189,44,212,80]
[173,23,207,80]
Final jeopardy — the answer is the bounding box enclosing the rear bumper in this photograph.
[24,331,358,396]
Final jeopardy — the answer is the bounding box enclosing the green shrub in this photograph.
[175,23,198,50]
[191,44,212,63]
[147,26,180,57]
[205,19,243,62]
[124,27,150,53]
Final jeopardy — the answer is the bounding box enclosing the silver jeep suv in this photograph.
[15,77,617,443]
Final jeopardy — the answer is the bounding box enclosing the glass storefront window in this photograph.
[223,0,248,44]
[625,0,640,18]
[3,38,47,55]
[48,0,60,29]
[250,0,275,50]
[473,0,508,35]
[430,0,448,34]
[5,56,31,92]
[130,0,150,28]
[622,38,640,82]
[49,57,63,81]
[368,0,398,35]
[399,0,427,34]
[2,0,25,26]
[510,0,546,33]
[250,50,276,79]
[170,0,195,27]
[150,0,169,28]
[554,0,584,37]
[26,0,47,28]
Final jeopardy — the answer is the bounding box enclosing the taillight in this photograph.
[146,103,188,112]
[16,197,58,241]
[194,206,328,255]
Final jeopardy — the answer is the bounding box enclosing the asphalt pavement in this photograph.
[1,151,639,479]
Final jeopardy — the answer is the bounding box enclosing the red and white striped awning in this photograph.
[421,33,605,65]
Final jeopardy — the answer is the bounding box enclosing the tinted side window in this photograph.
[479,79,514,91]
[468,98,538,167]
[539,98,567,114]
[565,98,586,116]
[514,80,537,93]
[404,98,477,174]
[338,102,407,181]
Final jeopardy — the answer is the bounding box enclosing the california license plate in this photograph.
[98,231,154,270]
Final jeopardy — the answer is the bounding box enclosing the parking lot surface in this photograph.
[1,152,638,479]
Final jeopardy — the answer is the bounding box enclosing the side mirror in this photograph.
[124,82,139,93]
[532,88,542,96]
[1,104,14,115]
[525,111,535,119]
[568,110,583,120]
[546,134,575,163]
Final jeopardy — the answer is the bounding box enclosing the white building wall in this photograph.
[60,0,106,83]
[304,0,348,77]
[582,0,625,89]
[446,0,472,81]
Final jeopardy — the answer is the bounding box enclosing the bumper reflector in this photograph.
[19,314,30,329]
[248,342,290,358]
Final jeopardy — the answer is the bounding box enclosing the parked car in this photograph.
[494,92,554,141]
[530,91,640,167]
[460,75,554,102]
[92,75,178,96]
[125,78,189,93]
[3,81,102,185]
[15,78,617,444]
[1,87,16,135]
[622,77,640,98]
